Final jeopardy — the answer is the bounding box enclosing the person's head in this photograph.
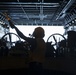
[33,27,45,38]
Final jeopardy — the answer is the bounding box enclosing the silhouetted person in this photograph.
[5,14,46,72]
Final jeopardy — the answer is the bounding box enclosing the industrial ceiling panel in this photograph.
[0,0,76,26]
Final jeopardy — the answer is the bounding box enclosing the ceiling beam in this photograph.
[0,2,59,5]
[0,2,59,7]
[56,0,76,20]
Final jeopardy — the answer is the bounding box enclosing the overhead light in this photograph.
[72,20,75,23]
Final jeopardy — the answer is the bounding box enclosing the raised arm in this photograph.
[4,13,28,40]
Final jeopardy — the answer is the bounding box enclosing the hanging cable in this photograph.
[17,0,29,20]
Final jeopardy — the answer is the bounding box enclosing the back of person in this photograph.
[29,38,46,73]
[29,38,46,63]
[5,13,46,71]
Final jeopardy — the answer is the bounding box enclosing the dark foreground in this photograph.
[0,68,74,75]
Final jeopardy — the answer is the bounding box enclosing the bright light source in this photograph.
[10,26,65,42]
[72,20,75,23]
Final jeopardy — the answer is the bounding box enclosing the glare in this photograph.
[10,26,65,42]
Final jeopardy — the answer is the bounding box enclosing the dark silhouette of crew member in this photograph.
[5,14,46,72]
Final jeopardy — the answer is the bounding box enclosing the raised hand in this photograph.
[3,12,11,20]
[4,12,15,28]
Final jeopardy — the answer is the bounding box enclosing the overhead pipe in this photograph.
[56,0,76,20]
[1,2,59,5]
[0,2,59,8]
[0,5,59,8]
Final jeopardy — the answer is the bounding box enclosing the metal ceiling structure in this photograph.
[0,0,76,26]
